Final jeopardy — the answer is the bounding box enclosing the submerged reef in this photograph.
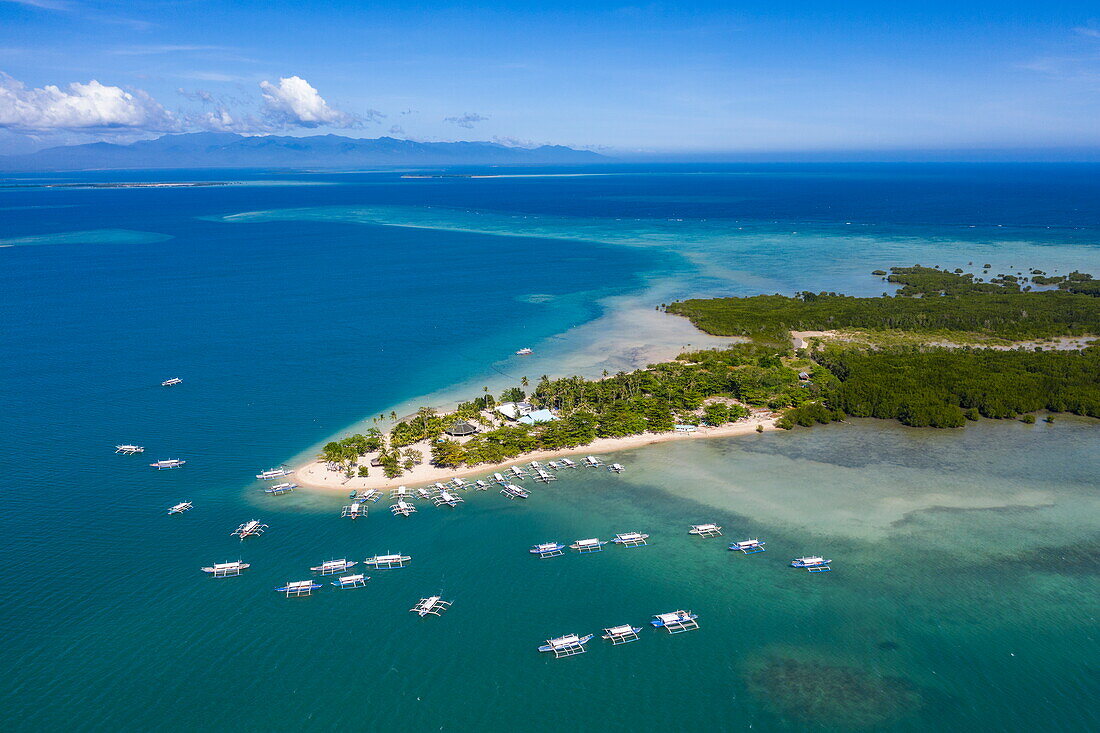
[744,647,922,728]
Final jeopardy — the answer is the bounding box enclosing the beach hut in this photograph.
[517,409,558,426]
[496,402,534,420]
[444,420,479,437]
[674,424,698,433]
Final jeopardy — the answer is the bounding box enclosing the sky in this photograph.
[1,0,1099,156]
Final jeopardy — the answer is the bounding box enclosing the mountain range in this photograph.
[0,132,606,171]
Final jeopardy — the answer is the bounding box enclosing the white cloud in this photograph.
[443,112,488,129]
[259,75,359,128]
[0,72,178,131]
[1074,27,1100,39]
[1,0,73,10]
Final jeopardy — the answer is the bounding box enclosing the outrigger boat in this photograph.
[150,458,186,470]
[276,580,321,597]
[450,478,469,490]
[256,467,291,480]
[730,539,766,554]
[791,556,832,572]
[607,463,625,473]
[310,559,357,575]
[530,541,565,558]
[501,484,529,500]
[167,501,193,514]
[415,487,433,500]
[410,595,452,617]
[559,458,578,468]
[601,625,642,645]
[650,610,700,633]
[547,460,565,470]
[570,537,607,554]
[508,466,528,479]
[363,553,411,569]
[582,455,602,467]
[474,480,491,490]
[341,501,366,519]
[202,560,249,577]
[533,468,557,483]
[433,490,463,508]
[492,472,508,485]
[161,377,183,387]
[390,486,412,500]
[611,532,649,547]
[515,347,534,356]
[390,498,417,517]
[353,489,381,502]
[528,461,543,470]
[231,519,268,539]
[538,633,593,658]
[331,574,368,589]
[265,483,296,495]
[689,523,723,537]
[115,444,144,454]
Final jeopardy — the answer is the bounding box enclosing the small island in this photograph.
[297,265,1100,489]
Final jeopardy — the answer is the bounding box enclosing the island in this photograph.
[296,265,1100,490]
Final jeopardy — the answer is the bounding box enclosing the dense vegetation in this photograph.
[666,266,1100,342]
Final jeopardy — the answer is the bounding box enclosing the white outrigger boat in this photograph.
[689,523,723,538]
[507,466,528,479]
[538,633,593,658]
[582,455,603,467]
[474,480,491,490]
[150,458,186,470]
[256,467,291,480]
[601,624,642,645]
[167,501,193,514]
[501,484,529,500]
[202,560,249,577]
[265,483,296,495]
[450,478,469,490]
[276,580,321,597]
[611,531,649,547]
[433,490,463,508]
[533,468,557,483]
[160,377,183,387]
[231,519,268,539]
[341,501,366,519]
[115,444,144,454]
[415,487,433,500]
[570,537,607,554]
[352,489,381,502]
[730,539,766,554]
[410,595,452,617]
[559,458,578,468]
[607,463,625,473]
[530,541,566,558]
[390,498,417,517]
[791,556,832,572]
[363,553,411,569]
[310,559,357,575]
[331,574,368,589]
[491,472,508,485]
[515,347,533,356]
[390,486,412,500]
[651,610,700,633]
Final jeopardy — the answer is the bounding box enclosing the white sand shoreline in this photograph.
[295,414,777,492]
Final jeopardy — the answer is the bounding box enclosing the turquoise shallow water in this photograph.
[2,164,1099,731]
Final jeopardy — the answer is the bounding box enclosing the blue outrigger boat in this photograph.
[530,541,565,558]
[650,610,699,633]
[538,633,594,658]
[275,580,321,597]
[790,556,832,572]
[729,539,765,554]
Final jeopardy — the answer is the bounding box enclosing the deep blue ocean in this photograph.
[2,164,1098,732]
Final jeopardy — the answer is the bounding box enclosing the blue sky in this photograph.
[1,0,1099,155]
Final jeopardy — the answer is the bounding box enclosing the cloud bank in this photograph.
[0,72,176,131]
[443,112,488,129]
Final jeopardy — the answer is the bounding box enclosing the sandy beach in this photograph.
[295,412,778,492]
